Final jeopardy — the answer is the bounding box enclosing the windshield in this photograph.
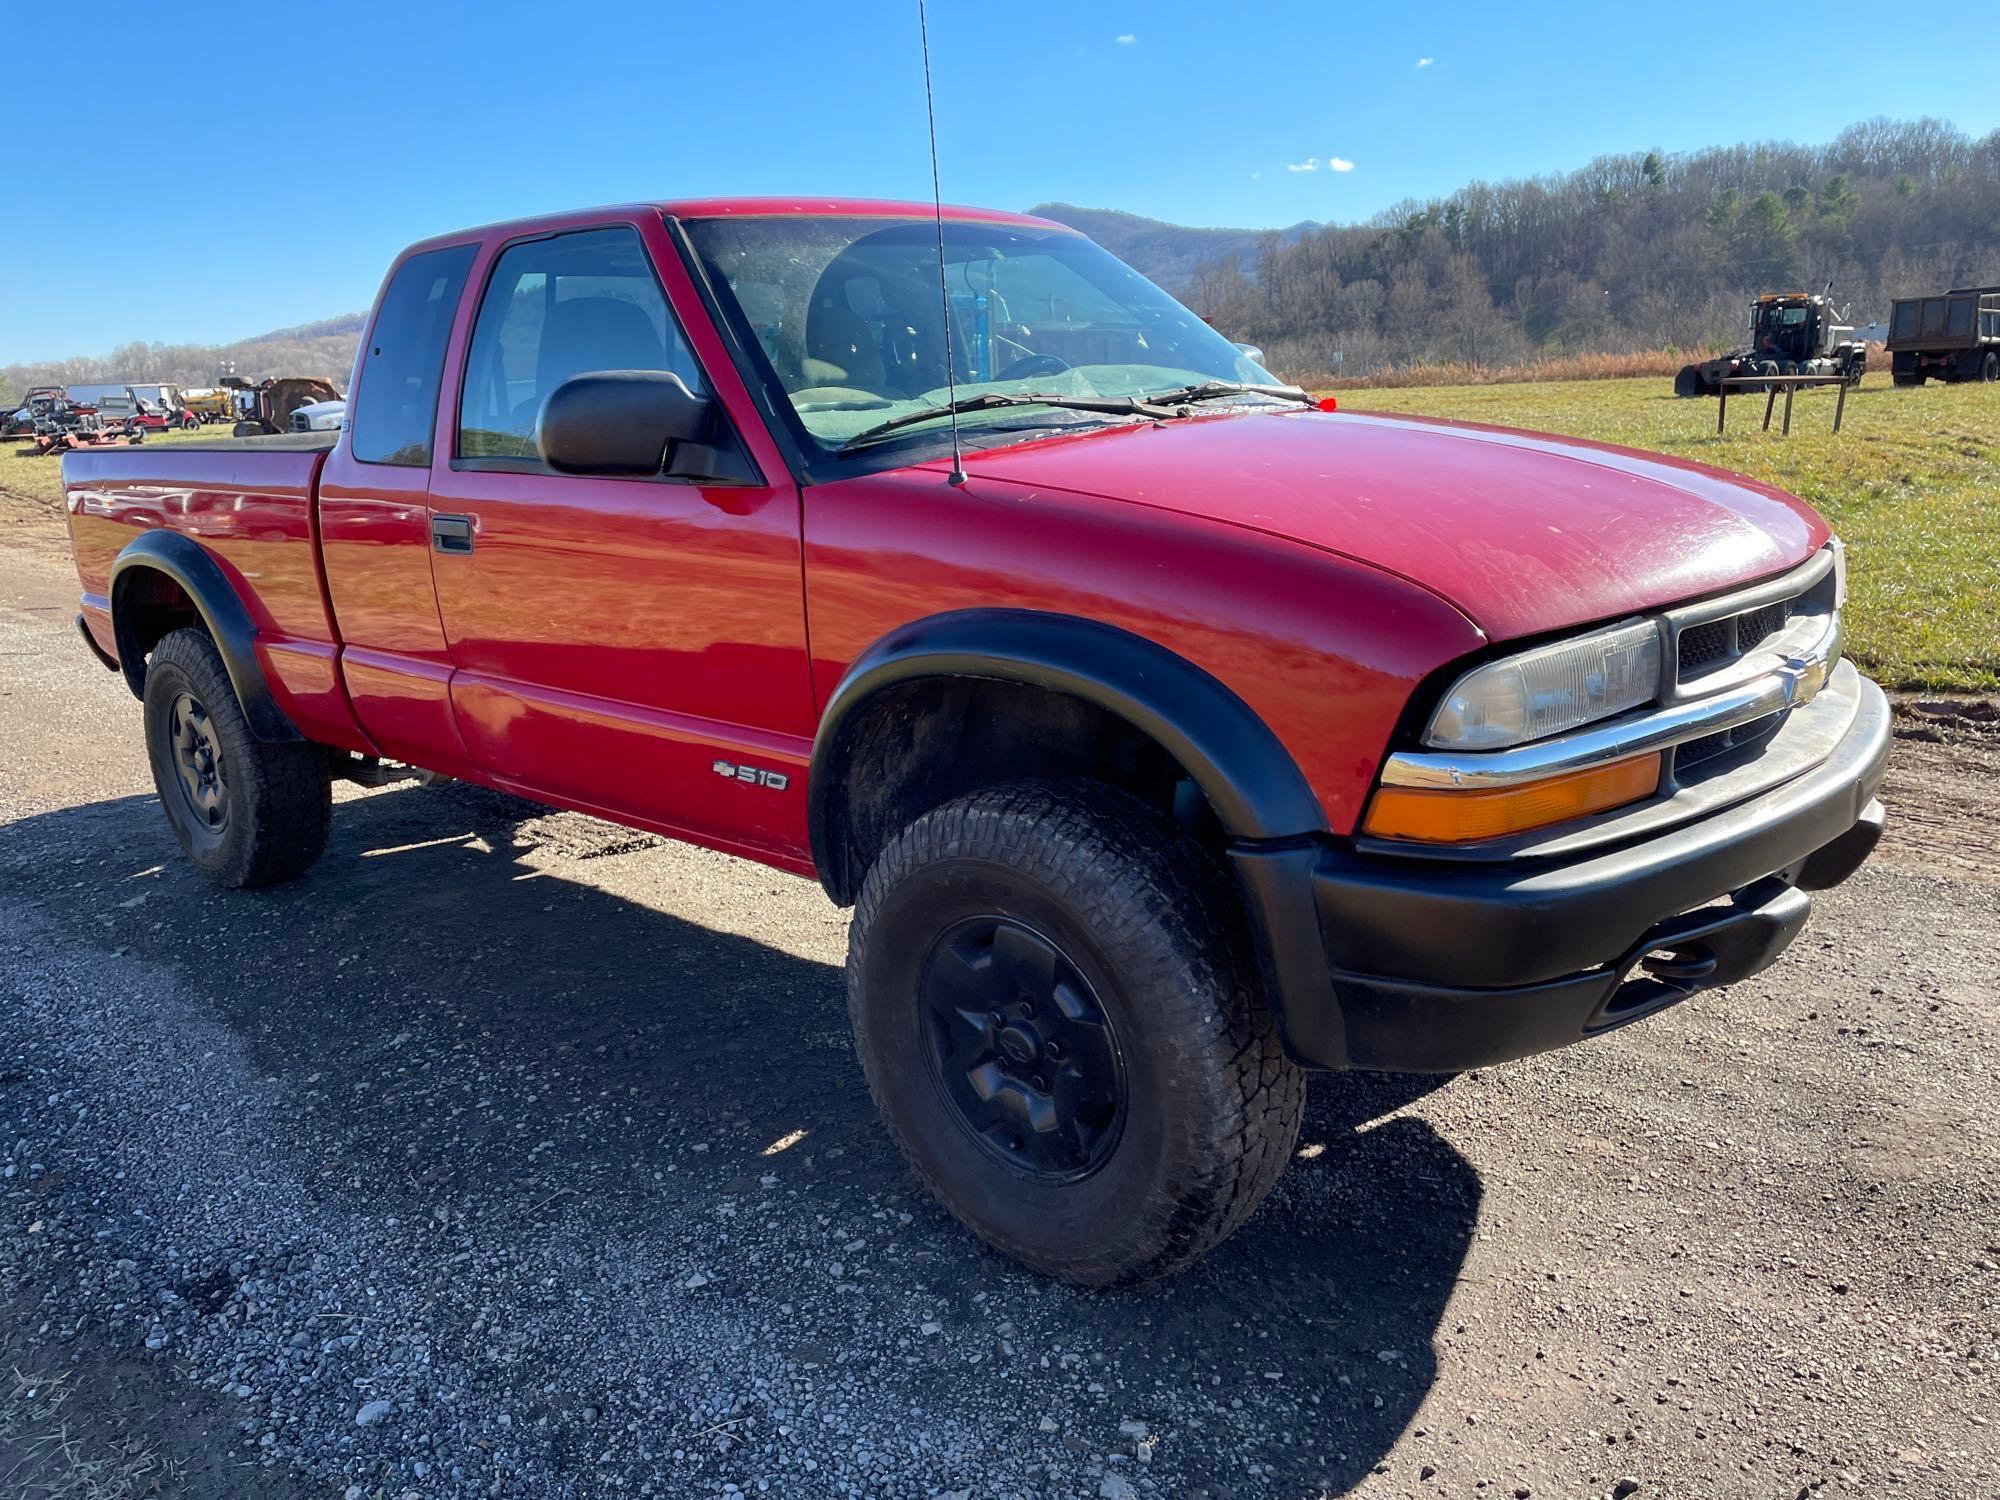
[682,215,1275,459]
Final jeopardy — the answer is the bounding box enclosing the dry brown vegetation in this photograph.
[1306,342,1890,391]
[1310,348,1691,390]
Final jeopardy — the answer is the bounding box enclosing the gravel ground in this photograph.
[1,543,1996,1500]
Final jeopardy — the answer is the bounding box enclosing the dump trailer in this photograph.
[1885,286,2000,385]
[1675,291,1865,397]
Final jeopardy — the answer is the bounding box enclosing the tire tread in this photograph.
[848,779,1305,1285]
[145,628,330,888]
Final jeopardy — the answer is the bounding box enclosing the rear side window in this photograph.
[350,244,476,466]
[457,226,704,462]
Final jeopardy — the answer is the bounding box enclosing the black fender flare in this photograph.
[109,530,301,742]
[807,608,1324,904]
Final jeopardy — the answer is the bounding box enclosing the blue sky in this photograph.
[5,0,1995,364]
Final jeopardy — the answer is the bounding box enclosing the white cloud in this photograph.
[1328,157,1356,172]
[1416,56,1433,67]
[1285,157,1320,173]
[1115,32,1136,43]
[1250,170,1263,180]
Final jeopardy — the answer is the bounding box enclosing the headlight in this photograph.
[1425,619,1662,750]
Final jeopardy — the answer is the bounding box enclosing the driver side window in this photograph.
[458,226,704,462]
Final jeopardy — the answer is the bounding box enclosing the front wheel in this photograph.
[846,780,1305,1285]
[142,628,331,887]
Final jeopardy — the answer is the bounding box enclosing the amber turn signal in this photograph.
[1362,752,1662,844]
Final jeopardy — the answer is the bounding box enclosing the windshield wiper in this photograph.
[835,392,1183,453]
[1145,380,1318,407]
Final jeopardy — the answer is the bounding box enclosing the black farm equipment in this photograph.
[1675,288,1866,397]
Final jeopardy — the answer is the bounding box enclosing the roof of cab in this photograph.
[398,198,1069,257]
[661,197,1066,228]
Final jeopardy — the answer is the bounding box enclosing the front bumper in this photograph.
[1232,666,1891,1073]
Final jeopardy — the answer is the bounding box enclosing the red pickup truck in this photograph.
[62,199,1889,1285]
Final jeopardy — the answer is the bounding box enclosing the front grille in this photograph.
[1673,710,1785,775]
[1674,562,1835,691]
[1736,601,1789,653]
[1677,620,1733,671]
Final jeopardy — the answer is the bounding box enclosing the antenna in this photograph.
[917,0,967,487]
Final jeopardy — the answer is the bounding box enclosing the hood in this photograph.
[954,408,1829,642]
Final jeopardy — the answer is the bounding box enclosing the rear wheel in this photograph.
[1672,364,1704,398]
[846,779,1305,1285]
[142,628,331,887]
[1982,352,1998,383]
[1893,369,1924,388]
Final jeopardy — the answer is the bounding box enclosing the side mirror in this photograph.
[535,370,716,477]
[1232,341,1268,367]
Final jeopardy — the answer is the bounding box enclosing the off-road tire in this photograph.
[846,778,1306,1286]
[142,627,331,887]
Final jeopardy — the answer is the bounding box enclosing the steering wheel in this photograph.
[995,353,1071,382]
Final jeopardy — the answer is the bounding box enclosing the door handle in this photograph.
[430,514,474,554]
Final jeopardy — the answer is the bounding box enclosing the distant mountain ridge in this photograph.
[1026,203,1320,288]
[3,313,369,402]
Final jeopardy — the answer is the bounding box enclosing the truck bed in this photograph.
[65,440,349,747]
[1886,287,2000,350]
[158,432,341,454]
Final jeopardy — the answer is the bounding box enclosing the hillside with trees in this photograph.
[1036,117,2000,381]
[1,315,364,407]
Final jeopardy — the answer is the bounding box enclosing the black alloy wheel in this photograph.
[918,915,1126,1181]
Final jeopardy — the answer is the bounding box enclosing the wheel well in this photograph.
[112,565,202,696]
[823,676,1221,903]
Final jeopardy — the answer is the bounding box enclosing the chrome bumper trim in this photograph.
[1382,611,1844,791]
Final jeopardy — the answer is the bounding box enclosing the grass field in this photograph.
[2,422,230,511]
[6,377,1995,690]
[1336,375,2000,692]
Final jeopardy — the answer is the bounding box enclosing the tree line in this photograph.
[1174,117,2000,380]
[1,316,363,409]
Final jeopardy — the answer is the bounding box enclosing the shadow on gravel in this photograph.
[2,784,1479,1495]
